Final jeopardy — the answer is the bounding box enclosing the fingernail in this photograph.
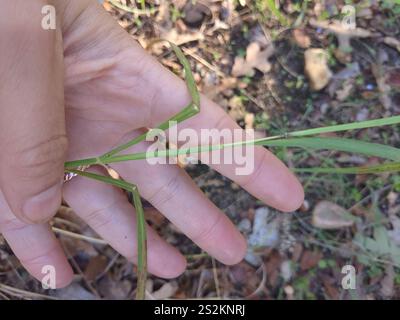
[22,182,62,223]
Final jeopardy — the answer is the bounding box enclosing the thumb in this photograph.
[0,1,66,224]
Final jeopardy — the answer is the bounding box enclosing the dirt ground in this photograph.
[1,0,400,300]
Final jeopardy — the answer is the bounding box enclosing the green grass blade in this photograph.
[96,136,400,164]
[294,162,400,174]
[131,185,147,300]
[286,115,400,138]
[105,115,400,162]
[261,137,400,161]
[64,115,400,169]
[265,0,288,25]
[169,42,200,108]
[66,169,148,300]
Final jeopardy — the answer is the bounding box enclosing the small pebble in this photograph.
[238,218,252,233]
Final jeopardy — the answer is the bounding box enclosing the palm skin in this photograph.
[0,0,304,287]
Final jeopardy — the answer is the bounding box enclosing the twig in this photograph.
[211,258,221,298]
[52,227,108,245]
[95,252,120,282]
[245,264,267,299]
[59,239,101,298]
[0,284,58,300]
[182,47,225,77]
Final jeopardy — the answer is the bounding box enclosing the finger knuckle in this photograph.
[0,217,26,233]
[147,173,180,207]
[192,213,222,244]
[239,150,267,188]
[84,202,116,231]
[20,243,60,266]
[12,135,68,179]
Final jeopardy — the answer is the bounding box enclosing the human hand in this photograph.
[0,0,304,288]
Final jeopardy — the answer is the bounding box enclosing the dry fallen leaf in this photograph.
[300,250,323,271]
[384,37,400,53]
[335,78,355,101]
[232,42,274,77]
[312,201,355,229]
[152,281,178,299]
[309,19,374,54]
[322,276,340,300]
[380,264,395,298]
[304,48,332,91]
[244,113,255,129]
[293,29,311,49]
[84,255,108,282]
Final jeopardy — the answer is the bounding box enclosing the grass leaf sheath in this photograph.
[66,169,147,300]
